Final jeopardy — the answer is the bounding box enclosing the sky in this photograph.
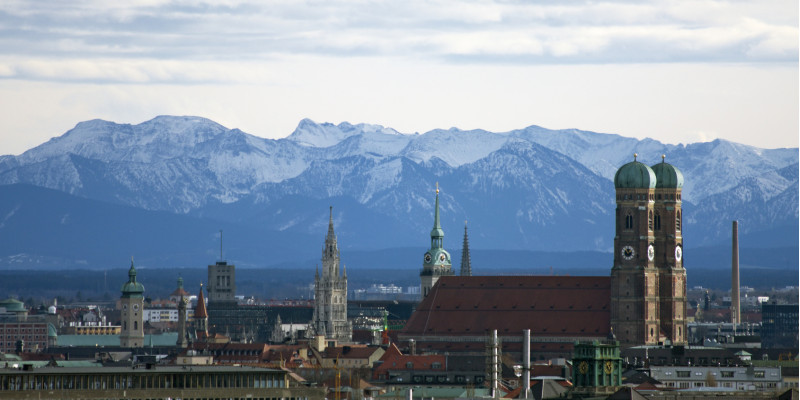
[0,0,797,156]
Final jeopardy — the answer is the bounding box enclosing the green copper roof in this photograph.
[0,298,25,312]
[121,259,145,298]
[614,154,656,189]
[651,156,684,189]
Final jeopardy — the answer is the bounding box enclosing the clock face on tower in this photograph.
[647,244,655,261]
[621,245,635,260]
[439,253,446,263]
[675,246,682,261]
[424,253,432,263]
[604,361,614,374]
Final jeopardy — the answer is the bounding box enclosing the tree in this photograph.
[705,371,717,387]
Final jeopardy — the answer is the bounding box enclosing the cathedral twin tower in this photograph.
[611,154,687,346]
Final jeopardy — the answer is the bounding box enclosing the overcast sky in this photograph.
[0,0,797,156]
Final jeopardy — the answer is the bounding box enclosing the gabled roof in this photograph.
[322,345,382,360]
[401,276,610,338]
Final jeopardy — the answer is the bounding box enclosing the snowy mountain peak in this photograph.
[287,118,404,148]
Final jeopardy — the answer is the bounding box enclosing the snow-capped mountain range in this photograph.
[0,116,796,269]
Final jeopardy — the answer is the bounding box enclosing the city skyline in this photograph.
[0,1,797,156]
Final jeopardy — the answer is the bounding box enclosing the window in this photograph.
[654,213,661,230]
[406,362,413,369]
[134,321,138,331]
[676,211,681,231]
[625,213,634,229]
[431,362,441,369]
[648,211,653,231]
[677,371,690,378]
[721,371,734,377]
[754,371,765,378]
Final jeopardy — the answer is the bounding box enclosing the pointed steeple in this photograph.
[430,183,444,249]
[460,221,472,276]
[121,257,144,298]
[195,284,208,319]
[322,206,340,277]
[128,257,137,283]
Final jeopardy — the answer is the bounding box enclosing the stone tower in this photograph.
[176,288,188,348]
[311,207,352,342]
[610,154,660,346]
[651,155,687,345]
[207,261,235,305]
[611,154,687,347]
[119,258,145,348]
[421,185,454,298]
[460,221,472,276]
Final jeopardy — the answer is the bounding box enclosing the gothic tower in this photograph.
[311,207,352,342]
[119,258,145,348]
[194,284,208,339]
[460,221,472,276]
[610,154,660,346]
[421,185,454,297]
[651,155,687,345]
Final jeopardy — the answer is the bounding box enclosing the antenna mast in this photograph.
[219,229,223,261]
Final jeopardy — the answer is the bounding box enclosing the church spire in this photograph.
[430,183,444,249]
[461,220,472,276]
[322,206,340,277]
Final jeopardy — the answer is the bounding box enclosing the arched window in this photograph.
[625,212,634,230]
[123,321,127,331]
[648,211,653,231]
[676,211,681,231]
[134,321,138,331]
[654,213,661,231]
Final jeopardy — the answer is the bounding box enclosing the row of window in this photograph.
[623,210,681,232]
[618,193,682,201]
[3,335,44,340]
[0,328,45,334]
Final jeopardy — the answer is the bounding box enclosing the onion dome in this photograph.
[121,258,145,298]
[651,154,684,189]
[47,323,57,338]
[614,153,656,189]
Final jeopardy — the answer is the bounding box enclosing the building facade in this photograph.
[420,186,454,298]
[311,207,352,342]
[118,260,144,348]
[611,154,687,346]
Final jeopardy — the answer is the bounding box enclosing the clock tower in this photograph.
[651,155,687,345]
[119,258,145,348]
[420,184,454,298]
[610,154,659,346]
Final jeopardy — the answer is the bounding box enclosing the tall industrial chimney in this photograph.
[731,220,741,325]
[521,329,531,399]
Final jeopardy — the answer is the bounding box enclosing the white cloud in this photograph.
[0,0,795,155]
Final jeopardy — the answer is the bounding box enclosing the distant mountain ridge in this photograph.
[0,116,796,269]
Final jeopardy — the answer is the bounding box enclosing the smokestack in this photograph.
[491,329,499,398]
[731,220,741,325]
[521,329,530,399]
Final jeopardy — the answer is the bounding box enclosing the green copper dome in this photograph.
[0,298,25,313]
[47,323,57,338]
[121,259,145,298]
[614,154,656,189]
[651,156,684,189]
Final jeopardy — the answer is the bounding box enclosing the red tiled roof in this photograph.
[323,345,381,360]
[194,287,207,318]
[400,276,611,338]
